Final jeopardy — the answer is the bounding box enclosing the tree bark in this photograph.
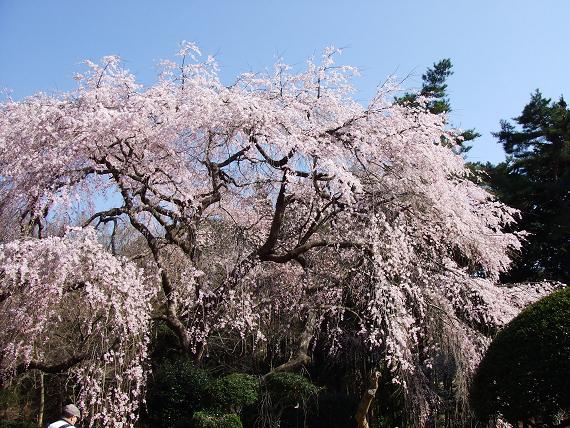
[273,312,317,373]
[38,372,44,428]
[261,311,318,380]
[355,370,381,428]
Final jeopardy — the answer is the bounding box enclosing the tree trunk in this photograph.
[355,371,381,428]
[38,372,44,428]
[266,311,317,376]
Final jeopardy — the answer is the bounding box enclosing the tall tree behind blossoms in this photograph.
[396,59,480,155]
[0,43,557,426]
[481,91,570,284]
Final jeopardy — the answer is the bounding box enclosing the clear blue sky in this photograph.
[1,0,569,164]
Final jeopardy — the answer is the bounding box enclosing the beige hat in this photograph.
[62,403,81,418]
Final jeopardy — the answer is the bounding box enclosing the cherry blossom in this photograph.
[0,229,152,427]
[0,44,557,426]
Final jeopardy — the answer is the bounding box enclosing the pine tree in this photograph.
[483,90,570,283]
[396,59,479,153]
[420,58,453,114]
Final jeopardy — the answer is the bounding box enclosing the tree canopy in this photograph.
[0,45,557,427]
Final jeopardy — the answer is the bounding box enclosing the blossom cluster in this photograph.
[0,229,153,427]
[0,44,559,426]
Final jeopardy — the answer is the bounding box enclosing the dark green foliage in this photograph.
[191,411,243,428]
[149,320,184,362]
[0,376,39,426]
[256,372,321,427]
[264,372,320,408]
[420,58,453,115]
[396,59,479,154]
[470,286,570,426]
[206,373,259,413]
[306,391,359,428]
[143,358,257,427]
[0,373,70,428]
[482,90,570,283]
[0,388,26,423]
[144,358,211,427]
[0,421,37,428]
[396,58,453,114]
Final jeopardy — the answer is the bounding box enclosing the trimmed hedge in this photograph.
[265,372,320,407]
[470,286,570,426]
[192,411,243,428]
[145,358,211,426]
[206,373,259,413]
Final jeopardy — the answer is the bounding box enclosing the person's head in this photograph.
[62,403,81,425]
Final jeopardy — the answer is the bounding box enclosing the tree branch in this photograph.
[257,173,289,256]
[262,240,372,264]
[14,352,90,377]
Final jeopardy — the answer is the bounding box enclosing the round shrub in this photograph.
[470,286,570,426]
[207,373,259,413]
[264,372,320,408]
[192,411,243,428]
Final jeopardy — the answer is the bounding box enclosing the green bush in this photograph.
[206,373,259,413]
[149,321,184,363]
[306,391,359,428]
[144,357,211,426]
[0,421,37,428]
[264,372,320,408]
[192,411,243,428]
[470,286,570,426]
